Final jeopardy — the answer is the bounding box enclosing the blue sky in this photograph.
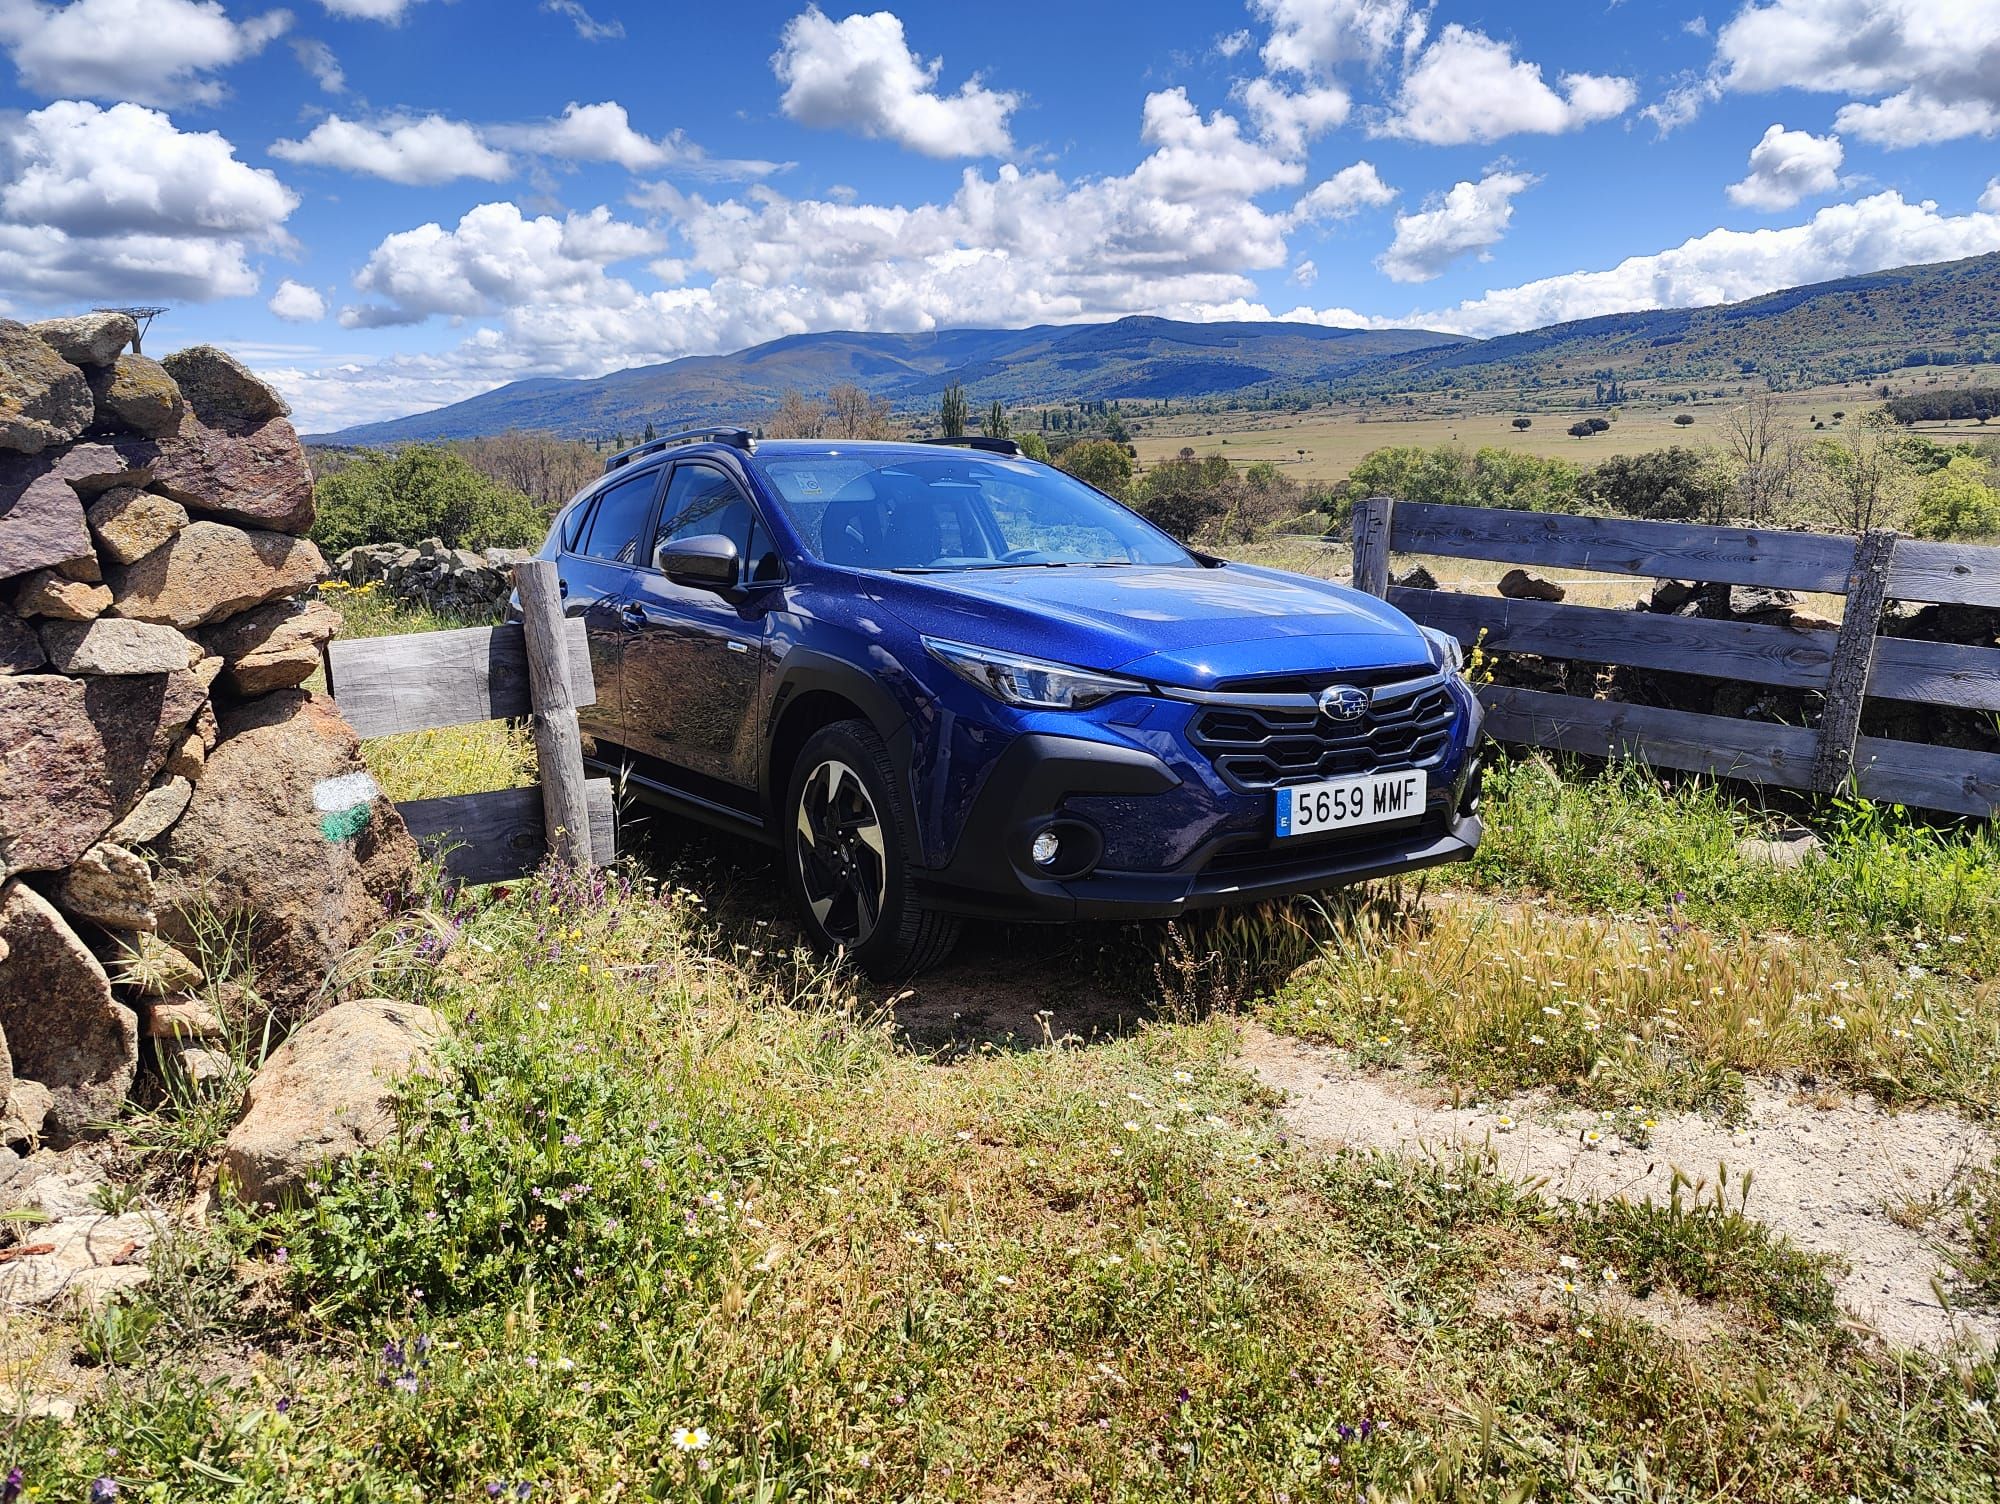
[2,0,1997,432]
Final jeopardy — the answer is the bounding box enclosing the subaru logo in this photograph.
[1318,684,1370,722]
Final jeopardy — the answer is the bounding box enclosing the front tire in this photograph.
[782,720,959,980]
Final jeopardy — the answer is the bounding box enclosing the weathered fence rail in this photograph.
[1349,496,2000,817]
[326,558,615,880]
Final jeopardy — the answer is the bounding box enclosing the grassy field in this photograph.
[1131,371,2000,484]
[9,599,2000,1500]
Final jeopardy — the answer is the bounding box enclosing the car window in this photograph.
[581,469,661,565]
[559,495,595,552]
[654,463,760,578]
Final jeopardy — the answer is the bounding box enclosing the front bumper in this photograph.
[915,701,1484,922]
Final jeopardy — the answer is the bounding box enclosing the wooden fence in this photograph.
[326,559,616,882]
[1349,496,2000,817]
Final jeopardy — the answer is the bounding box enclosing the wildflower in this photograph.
[1581,1129,1604,1148]
[1494,1114,1516,1133]
[954,1130,973,1142]
[1122,1120,1142,1132]
[1558,1255,1579,1271]
[1172,1070,1194,1084]
[1602,1267,1620,1285]
[1529,1034,1547,1046]
[994,1274,1015,1287]
[3,1473,22,1504]
[1825,1014,1848,1032]
[90,1481,120,1504]
[562,1133,583,1147]
[672,1426,711,1451]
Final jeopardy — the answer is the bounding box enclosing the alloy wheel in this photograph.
[794,758,888,946]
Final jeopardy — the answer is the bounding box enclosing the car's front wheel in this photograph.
[782,720,959,980]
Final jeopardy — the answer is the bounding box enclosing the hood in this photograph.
[862,560,1433,690]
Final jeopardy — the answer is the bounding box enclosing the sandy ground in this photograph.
[1240,1022,2000,1353]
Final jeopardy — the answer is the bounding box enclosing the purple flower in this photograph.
[562,1133,583,1147]
[90,1479,120,1504]
[3,1467,22,1504]
[276,1396,292,1415]
[487,1486,505,1500]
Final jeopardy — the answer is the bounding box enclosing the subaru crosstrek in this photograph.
[532,428,1484,977]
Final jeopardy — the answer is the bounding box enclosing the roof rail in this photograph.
[603,427,754,473]
[916,435,1021,456]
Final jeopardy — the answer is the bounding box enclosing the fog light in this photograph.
[1030,830,1062,867]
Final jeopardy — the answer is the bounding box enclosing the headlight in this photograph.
[1418,624,1465,674]
[922,637,1146,710]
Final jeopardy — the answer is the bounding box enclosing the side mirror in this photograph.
[656,534,740,592]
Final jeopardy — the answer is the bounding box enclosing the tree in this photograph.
[1568,421,1595,438]
[642,421,657,442]
[1014,431,1051,462]
[311,445,546,555]
[1912,455,2000,539]
[1511,417,1531,431]
[769,390,829,439]
[1673,413,1695,427]
[1721,393,1795,524]
[453,431,601,511]
[827,383,892,439]
[982,399,1010,439]
[1055,439,1132,499]
[940,381,968,439]
[1581,447,1726,521]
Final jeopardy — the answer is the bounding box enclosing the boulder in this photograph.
[163,728,205,781]
[1727,585,1802,624]
[199,597,339,696]
[0,669,209,877]
[0,613,42,674]
[14,569,111,621]
[0,439,158,584]
[1647,579,1698,614]
[0,882,139,1145]
[1392,564,1438,591]
[106,775,192,844]
[2,1080,52,1149]
[160,345,290,423]
[86,487,188,565]
[31,312,137,369]
[40,617,195,676]
[161,1039,232,1092]
[222,997,441,1205]
[104,520,325,630]
[1497,568,1566,602]
[147,997,224,1040]
[57,841,156,931]
[154,691,416,1015]
[149,410,314,534]
[0,320,93,454]
[54,548,100,582]
[87,355,184,438]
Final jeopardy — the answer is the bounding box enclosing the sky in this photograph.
[2,0,1998,434]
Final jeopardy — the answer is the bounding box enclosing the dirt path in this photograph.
[1239,1023,2000,1353]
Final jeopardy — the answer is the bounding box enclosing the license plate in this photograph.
[1275,770,1427,839]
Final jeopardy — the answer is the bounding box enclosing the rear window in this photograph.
[580,469,660,565]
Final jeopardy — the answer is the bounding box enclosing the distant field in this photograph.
[1129,370,1999,483]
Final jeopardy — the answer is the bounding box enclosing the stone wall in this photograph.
[0,314,415,1150]
[334,538,531,620]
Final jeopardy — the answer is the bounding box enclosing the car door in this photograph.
[617,460,784,794]
[557,464,666,751]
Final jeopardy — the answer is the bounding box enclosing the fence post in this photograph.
[1350,494,1395,598]
[1811,528,1898,795]
[513,559,594,867]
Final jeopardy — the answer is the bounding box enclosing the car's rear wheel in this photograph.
[783,720,959,980]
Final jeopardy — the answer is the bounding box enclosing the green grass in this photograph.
[10,863,2000,1501]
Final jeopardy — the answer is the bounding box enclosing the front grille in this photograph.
[1188,678,1458,794]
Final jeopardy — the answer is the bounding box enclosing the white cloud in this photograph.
[1983,179,2000,214]
[1130,87,1303,200]
[0,99,297,301]
[1642,73,1721,134]
[1400,189,2000,336]
[1242,77,1350,155]
[1292,258,1317,285]
[1684,14,1709,36]
[1214,28,1251,58]
[268,278,326,321]
[340,202,665,327]
[291,37,345,93]
[318,0,425,19]
[1379,25,1635,144]
[1290,160,1396,223]
[0,0,290,108]
[488,101,783,179]
[1713,0,2000,147]
[772,6,1019,158]
[1377,169,1534,283]
[542,0,621,41]
[1251,0,1418,76]
[1726,124,1843,210]
[272,114,513,186]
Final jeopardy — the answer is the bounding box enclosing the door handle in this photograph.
[558,579,568,598]
[726,640,751,654]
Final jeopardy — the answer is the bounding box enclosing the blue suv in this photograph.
[535,428,1484,977]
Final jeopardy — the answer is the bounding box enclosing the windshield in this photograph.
[752,451,1196,573]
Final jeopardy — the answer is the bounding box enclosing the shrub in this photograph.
[1348,444,1578,512]
[1581,446,1726,521]
[1055,438,1134,499]
[1911,454,2000,539]
[312,445,548,555]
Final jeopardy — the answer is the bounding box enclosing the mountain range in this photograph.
[314,251,2000,447]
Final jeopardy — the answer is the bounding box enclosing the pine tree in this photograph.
[983,399,1009,438]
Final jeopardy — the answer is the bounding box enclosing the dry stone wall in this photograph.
[0,313,415,1150]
